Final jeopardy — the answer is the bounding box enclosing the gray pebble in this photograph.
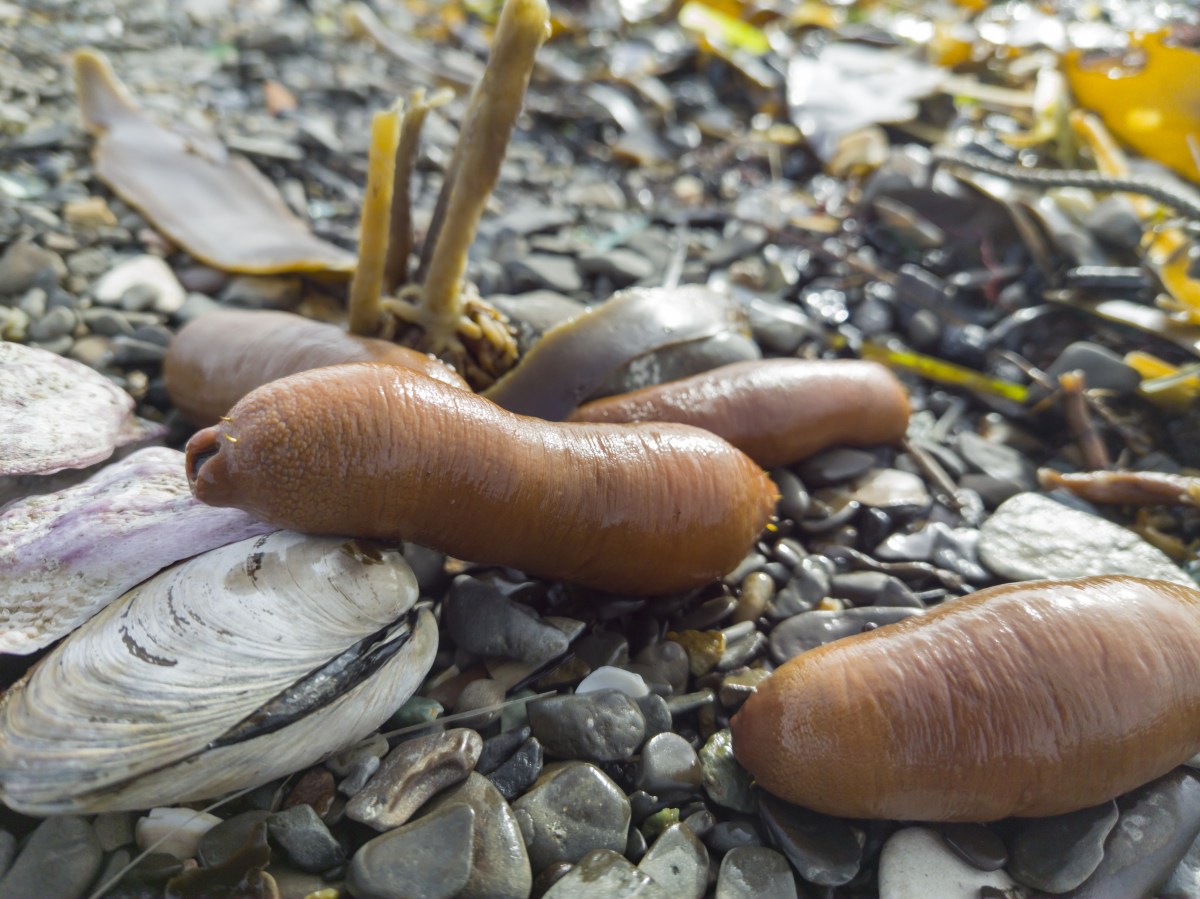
[0,816,102,899]
[0,240,64,296]
[454,678,507,731]
[771,469,810,522]
[639,823,709,899]
[769,606,922,664]
[955,431,1036,490]
[716,846,797,899]
[67,334,110,369]
[626,825,649,863]
[798,447,876,486]
[345,728,482,831]
[337,757,381,796]
[704,819,764,856]
[197,810,270,867]
[28,335,73,356]
[573,632,630,670]
[528,689,646,761]
[543,849,669,899]
[877,826,1014,897]
[82,307,135,336]
[131,323,174,347]
[327,732,389,777]
[635,691,672,742]
[733,572,773,624]
[577,248,655,286]
[27,305,76,341]
[119,283,159,312]
[111,335,167,365]
[937,822,1007,872]
[636,732,703,798]
[1045,341,1141,396]
[476,726,532,775]
[93,811,136,852]
[17,287,46,318]
[268,804,345,873]
[717,630,767,670]
[486,736,543,801]
[830,571,923,608]
[1162,829,1200,899]
[699,729,756,813]
[220,275,302,309]
[506,253,584,294]
[1009,800,1118,892]
[512,762,631,870]
[634,641,690,695]
[445,576,569,664]
[347,803,475,899]
[0,831,14,881]
[758,793,863,887]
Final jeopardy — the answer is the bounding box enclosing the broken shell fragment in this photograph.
[0,531,437,814]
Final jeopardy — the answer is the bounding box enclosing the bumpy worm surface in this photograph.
[731,575,1200,821]
[568,359,910,468]
[164,309,467,426]
[186,363,777,595]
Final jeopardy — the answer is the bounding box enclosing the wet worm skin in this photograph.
[730,575,1200,822]
[567,359,911,468]
[186,363,777,595]
[164,309,467,426]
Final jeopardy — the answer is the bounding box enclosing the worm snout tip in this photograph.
[184,427,222,495]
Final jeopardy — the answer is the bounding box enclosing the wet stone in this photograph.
[94,811,136,851]
[512,762,632,870]
[638,823,709,899]
[445,576,569,664]
[978,493,1194,585]
[716,846,797,899]
[705,819,764,856]
[27,305,76,342]
[829,571,922,608]
[423,773,532,899]
[542,849,669,899]
[577,248,656,286]
[718,668,771,711]
[477,726,533,775]
[283,768,337,818]
[111,335,167,365]
[94,255,185,314]
[700,729,756,814]
[577,665,648,697]
[877,827,1014,898]
[636,692,672,742]
[345,728,482,831]
[844,467,931,510]
[506,253,584,294]
[733,571,774,624]
[759,793,863,887]
[1163,829,1200,899]
[198,811,271,867]
[136,808,222,859]
[0,816,102,899]
[769,607,922,664]
[454,677,507,731]
[771,469,810,522]
[486,736,544,801]
[797,447,876,487]
[667,629,725,678]
[634,641,690,695]
[1008,800,1117,892]
[573,632,630,670]
[528,689,646,762]
[937,823,1007,872]
[626,825,649,863]
[955,432,1036,491]
[347,803,475,899]
[636,732,703,798]
[268,804,345,873]
[1045,341,1141,396]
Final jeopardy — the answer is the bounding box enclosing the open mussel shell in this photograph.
[0,531,437,814]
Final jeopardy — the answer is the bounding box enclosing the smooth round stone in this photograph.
[1008,800,1117,892]
[511,762,632,870]
[577,248,655,285]
[699,729,755,813]
[198,811,271,867]
[67,333,112,368]
[937,823,1007,872]
[572,632,630,670]
[1045,341,1141,396]
[268,804,345,874]
[477,726,533,776]
[111,334,167,364]
[878,827,1014,898]
[845,468,931,510]
[717,668,771,711]
[704,819,764,856]
[0,817,101,899]
[771,469,810,523]
[635,732,703,797]
[345,728,483,831]
[577,665,649,698]
[28,305,76,341]
[797,448,876,487]
[791,556,833,603]
[328,733,389,776]
[769,606,922,664]
[0,240,64,296]
[829,571,922,608]
[542,849,669,899]
[486,736,544,801]
[444,576,570,664]
[758,793,863,887]
[94,254,185,313]
[285,768,337,818]
[454,677,507,730]
[733,572,773,624]
[716,847,797,899]
[673,594,739,631]
[528,689,646,761]
[506,253,583,294]
[93,811,135,852]
[626,825,649,863]
[978,492,1195,585]
[636,692,672,742]
[682,808,717,839]
[954,432,1036,489]
[717,630,767,670]
[422,773,532,899]
[347,803,475,899]
[635,641,691,695]
[135,808,222,859]
[638,823,709,899]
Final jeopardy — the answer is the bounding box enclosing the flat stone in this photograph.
[716,847,797,899]
[198,811,271,867]
[512,762,631,870]
[542,849,669,899]
[636,692,672,742]
[758,793,863,887]
[346,803,475,899]
[486,736,543,801]
[845,468,931,509]
[769,606,922,664]
[699,728,756,813]
[27,305,76,341]
[506,253,584,294]
[268,804,345,873]
[978,492,1194,585]
[0,816,102,899]
[828,571,922,608]
[444,576,569,664]
[704,820,764,856]
[345,728,482,831]
[1045,341,1141,396]
[577,665,649,697]
[477,726,532,775]
[955,431,1037,489]
[577,248,656,286]
[937,823,1007,872]
[1009,800,1118,892]
[796,447,876,487]
[135,808,222,859]
[635,732,703,797]
[638,823,709,899]
[528,689,646,761]
[877,826,1014,898]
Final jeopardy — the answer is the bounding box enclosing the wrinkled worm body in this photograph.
[569,359,910,468]
[731,575,1200,821]
[186,363,777,595]
[164,309,466,426]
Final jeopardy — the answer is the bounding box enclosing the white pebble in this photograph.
[878,827,1013,899]
[576,665,649,698]
[134,807,223,859]
[94,255,185,314]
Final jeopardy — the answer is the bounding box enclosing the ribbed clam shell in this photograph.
[0,531,436,814]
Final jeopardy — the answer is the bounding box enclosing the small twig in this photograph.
[1058,370,1111,470]
[348,106,402,336]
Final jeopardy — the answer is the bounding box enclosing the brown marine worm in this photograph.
[185,362,778,595]
[163,309,468,426]
[1038,467,1200,507]
[730,575,1200,822]
[567,358,911,468]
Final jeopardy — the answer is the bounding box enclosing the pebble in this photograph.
[345,728,482,831]
[699,729,756,813]
[634,641,690,695]
[477,726,533,775]
[573,632,630,670]
[771,469,810,522]
[268,804,345,873]
[1163,830,1200,899]
[1045,341,1141,396]
[198,810,271,867]
[577,665,649,697]
[284,767,337,818]
[769,606,923,664]
[0,816,101,899]
[796,447,876,486]
[733,572,773,624]
[829,571,923,608]
[421,773,533,899]
[93,255,185,314]
[705,819,764,855]
[636,692,672,741]
[528,689,646,761]
[93,811,135,851]
[444,576,570,664]
[64,195,118,229]
[542,849,669,898]
[877,826,1015,898]
[219,274,302,309]
[844,467,931,509]
[1008,800,1117,892]
[347,802,476,899]
[0,240,64,296]
[512,762,631,870]
[635,732,703,797]
[454,677,508,730]
[327,732,388,776]
[135,807,223,859]
[937,823,1007,872]
[716,846,797,899]
[717,668,771,711]
[506,253,584,293]
[638,823,710,898]
[27,304,76,341]
[758,793,864,887]
[486,736,544,800]
[955,431,1036,491]
[667,629,725,677]
[978,492,1195,585]
[577,248,655,286]
[81,306,136,336]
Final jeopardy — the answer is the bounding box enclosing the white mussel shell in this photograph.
[0,530,437,814]
[0,446,275,654]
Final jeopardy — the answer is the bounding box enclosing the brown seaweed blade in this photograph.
[73,49,356,275]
